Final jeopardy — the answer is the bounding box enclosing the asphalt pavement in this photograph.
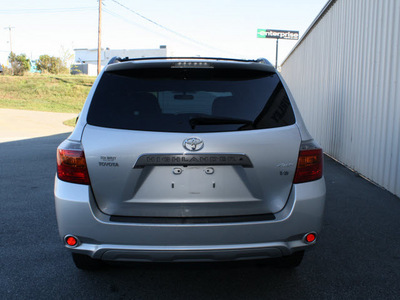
[0,130,399,299]
[0,108,77,143]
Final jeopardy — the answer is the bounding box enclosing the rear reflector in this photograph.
[57,140,90,185]
[65,235,79,247]
[66,236,78,246]
[293,141,323,184]
[304,232,317,243]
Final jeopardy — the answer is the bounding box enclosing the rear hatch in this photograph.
[82,60,301,218]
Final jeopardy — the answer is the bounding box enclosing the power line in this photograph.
[103,8,215,52]
[0,7,96,14]
[109,0,192,41]
[103,8,153,32]
[108,0,242,57]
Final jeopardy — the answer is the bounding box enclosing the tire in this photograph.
[72,253,104,270]
[270,250,305,268]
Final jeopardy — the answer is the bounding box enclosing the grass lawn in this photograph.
[63,117,78,127]
[0,74,96,113]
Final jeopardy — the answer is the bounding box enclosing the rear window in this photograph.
[87,67,295,132]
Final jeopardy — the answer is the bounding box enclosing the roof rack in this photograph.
[107,56,273,66]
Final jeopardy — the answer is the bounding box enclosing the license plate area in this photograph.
[131,165,253,202]
[170,166,217,193]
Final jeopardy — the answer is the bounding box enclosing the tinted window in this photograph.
[87,67,295,132]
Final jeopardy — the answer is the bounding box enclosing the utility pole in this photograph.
[97,0,102,75]
[4,26,15,54]
[275,38,279,69]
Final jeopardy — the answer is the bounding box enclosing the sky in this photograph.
[0,0,327,66]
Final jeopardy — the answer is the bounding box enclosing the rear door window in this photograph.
[87,67,295,132]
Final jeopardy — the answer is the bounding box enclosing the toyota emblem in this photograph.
[183,137,204,151]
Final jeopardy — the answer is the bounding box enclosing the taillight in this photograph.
[293,141,323,184]
[57,140,90,185]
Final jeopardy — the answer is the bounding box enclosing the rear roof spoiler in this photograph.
[107,56,274,67]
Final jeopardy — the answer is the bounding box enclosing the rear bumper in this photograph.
[54,177,325,262]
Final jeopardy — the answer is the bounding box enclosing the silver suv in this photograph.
[55,57,325,270]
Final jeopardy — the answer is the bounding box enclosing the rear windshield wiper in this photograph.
[189,116,253,129]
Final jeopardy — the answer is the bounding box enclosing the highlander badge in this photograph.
[183,137,204,151]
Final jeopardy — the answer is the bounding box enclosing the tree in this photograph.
[60,46,74,69]
[8,52,31,75]
[36,54,68,74]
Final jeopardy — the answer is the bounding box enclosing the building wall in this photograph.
[74,46,167,66]
[281,0,400,197]
[70,63,98,76]
[72,46,167,76]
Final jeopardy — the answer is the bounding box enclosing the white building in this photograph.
[280,0,400,197]
[72,45,167,75]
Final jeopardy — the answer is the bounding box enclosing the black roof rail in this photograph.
[107,56,124,65]
[255,58,273,66]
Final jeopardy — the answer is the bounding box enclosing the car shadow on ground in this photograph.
[1,133,399,299]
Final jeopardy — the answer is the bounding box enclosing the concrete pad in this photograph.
[0,108,78,143]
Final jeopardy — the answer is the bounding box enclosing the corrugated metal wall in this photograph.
[281,0,400,197]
